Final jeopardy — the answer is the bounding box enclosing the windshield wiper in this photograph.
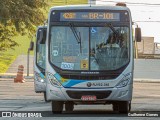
[69,23,82,53]
[106,23,119,38]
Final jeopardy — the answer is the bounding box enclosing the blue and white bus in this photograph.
[34,26,47,101]
[44,4,141,113]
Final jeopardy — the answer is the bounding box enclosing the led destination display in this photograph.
[60,12,120,21]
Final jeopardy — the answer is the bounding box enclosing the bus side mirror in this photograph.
[135,27,141,42]
[39,29,46,44]
[29,41,34,51]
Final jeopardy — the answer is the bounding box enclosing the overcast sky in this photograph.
[95,0,160,42]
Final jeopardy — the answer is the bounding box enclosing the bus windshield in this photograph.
[37,44,46,70]
[50,25,129,71]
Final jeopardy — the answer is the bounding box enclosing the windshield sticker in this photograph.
[61,62,74,70]
[63,56,76,62]
[81,60,88,69]
[91,27,97,33]
[52,50,58,56]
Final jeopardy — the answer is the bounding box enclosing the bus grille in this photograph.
[66,90,112,99]
[60,75,118,80]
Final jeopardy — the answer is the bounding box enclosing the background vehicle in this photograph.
[44,3,141,113]
[34,26,48,102]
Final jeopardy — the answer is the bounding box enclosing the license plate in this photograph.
[81,95,97,101]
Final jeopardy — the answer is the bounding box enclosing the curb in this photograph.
[0,73,34,79]
[134,78,160,83]
[0,75,34,79]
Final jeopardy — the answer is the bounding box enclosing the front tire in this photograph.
[52,101,64,114]
[65,101,74,112]
[112,103,119,112]
[44,92,50,102]
[118,101,130,114]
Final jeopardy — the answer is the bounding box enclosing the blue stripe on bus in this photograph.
[39,73,45,79]
[54,73,86,87]
[63,80,86,87]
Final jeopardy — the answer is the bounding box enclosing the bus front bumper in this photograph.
[46,84,133,102]
[34,80,46,93]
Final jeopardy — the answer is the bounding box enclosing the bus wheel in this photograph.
[52,101,64,114]
[112,103,119,112]
[44,92,49,102]
[65,101,74,112]
[129,101,131,111]
[118,101,129,114]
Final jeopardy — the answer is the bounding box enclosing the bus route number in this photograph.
[63,13,76,19]
[89,13,114,19]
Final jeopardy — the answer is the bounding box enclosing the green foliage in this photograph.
[0,0,88,51]
[0,0,88,73]
[0,23,18,51]
[47,0,87,6]
[0,0,47,51]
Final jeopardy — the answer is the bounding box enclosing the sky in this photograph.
[95,0,160,42]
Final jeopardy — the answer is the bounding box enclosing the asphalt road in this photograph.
[0,78,160,120]
[134,59,160,80]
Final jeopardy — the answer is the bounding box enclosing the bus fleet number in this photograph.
[61,62,74,70]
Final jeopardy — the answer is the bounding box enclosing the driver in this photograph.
[106,34,119,48]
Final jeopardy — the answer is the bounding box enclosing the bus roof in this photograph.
[49,5,130,12]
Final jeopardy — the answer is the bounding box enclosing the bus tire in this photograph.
[112,103,119,112]
[118,101,129,114]
[44,92,49,102]
[52,101,63,114]
[65,101,74,112]
[129,101,131,111]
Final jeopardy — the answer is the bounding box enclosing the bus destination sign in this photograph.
[60,12,120,21]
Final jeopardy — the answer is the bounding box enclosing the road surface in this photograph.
[0,78,159,120]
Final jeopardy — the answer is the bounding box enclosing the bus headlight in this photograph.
[35,72,45,83]
[47,72,61,87]
[116,73,132,88]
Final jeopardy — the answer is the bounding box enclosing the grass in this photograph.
[6,35,34,56]
[0,0,88,73]
[0,53,16,73]
[0,35,35,73]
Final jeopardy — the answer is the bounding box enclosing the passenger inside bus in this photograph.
[96,33,120,50]
[106,34,120,48]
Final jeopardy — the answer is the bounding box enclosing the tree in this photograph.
[0,0,47,51]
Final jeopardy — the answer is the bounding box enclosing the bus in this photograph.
[34,26,48,102]
[43,4,141,113]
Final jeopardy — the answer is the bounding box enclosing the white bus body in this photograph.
[45,4,141,113]
[34,26,47,101]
